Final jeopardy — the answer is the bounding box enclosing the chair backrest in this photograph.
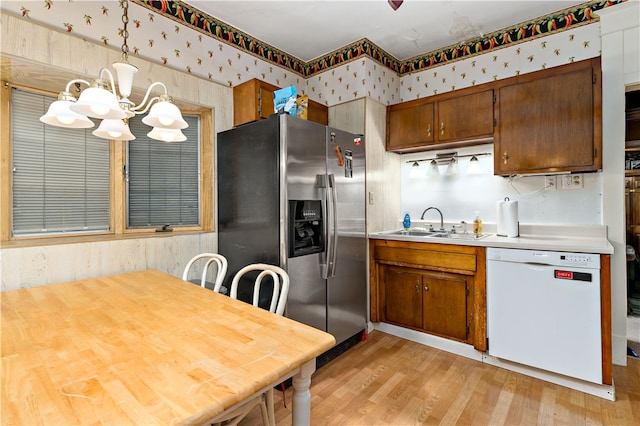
[182,253,228,294]
[230,263,290,316]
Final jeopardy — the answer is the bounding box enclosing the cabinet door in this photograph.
[233,79,278,126]
[422,274,468,341]
[495,61,599,175]
[382,266,422,328]
[307,99,329,125]
[257,86,274,120]
[387,102,434,150]
[437,90,494,142]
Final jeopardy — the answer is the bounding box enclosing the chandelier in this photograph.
[39,0,187,142]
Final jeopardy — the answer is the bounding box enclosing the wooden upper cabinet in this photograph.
[437,90,494,142]
[306,99,329,125]
[494,58,602,175]
[233,78,328,127]
[386,88,494,152]
[233,79,277,127]
[387,101,434,151]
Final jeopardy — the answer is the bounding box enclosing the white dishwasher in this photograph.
[486,247,602,383]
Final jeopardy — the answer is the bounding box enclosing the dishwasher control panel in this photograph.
[486,247,600,269]
[559,253,597,267]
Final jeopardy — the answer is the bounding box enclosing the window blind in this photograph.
[126,115,200,228]
[11,88,110,236]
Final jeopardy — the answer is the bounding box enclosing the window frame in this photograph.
[0,82,214,244]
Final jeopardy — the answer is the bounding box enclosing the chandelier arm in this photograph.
[133,96,160,115]
[63,79,91,93]
[97,67,119,97]
[131,82,168,112]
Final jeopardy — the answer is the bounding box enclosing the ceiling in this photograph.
[187,0,586,62]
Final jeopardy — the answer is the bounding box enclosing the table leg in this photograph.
[291,359,316,426]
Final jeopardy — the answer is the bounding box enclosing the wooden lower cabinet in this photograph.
[383,266,469,340]
[383,267,423,328]
[370,239,486,351]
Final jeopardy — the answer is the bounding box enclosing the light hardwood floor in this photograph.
[242,330,640,425]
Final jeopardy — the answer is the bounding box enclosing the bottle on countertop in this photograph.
[473,211,482,235]
[403,212,411,230]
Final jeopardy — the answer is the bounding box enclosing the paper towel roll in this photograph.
[503,200,519,237]
[496,198,519,237]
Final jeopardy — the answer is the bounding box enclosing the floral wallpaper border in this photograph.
[133,0,624,78]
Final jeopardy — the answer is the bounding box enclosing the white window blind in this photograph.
[11,88,110,236]
[126,115,200,228]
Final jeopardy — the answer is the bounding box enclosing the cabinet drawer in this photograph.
[375,245,476,273]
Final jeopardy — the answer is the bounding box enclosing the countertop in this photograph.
[369,223,614,254]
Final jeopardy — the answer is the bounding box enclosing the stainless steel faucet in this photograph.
[420,206,444,230]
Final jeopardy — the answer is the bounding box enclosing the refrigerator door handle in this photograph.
[317,174,329,279]
[327,174,339,277]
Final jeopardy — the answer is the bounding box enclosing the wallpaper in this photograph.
[0,0,610,107]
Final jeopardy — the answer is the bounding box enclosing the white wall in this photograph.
[400,145,603,227]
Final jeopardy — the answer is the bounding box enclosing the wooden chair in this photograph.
[230,263,289,316]
[217,263,290,426]
[181,253,228,294]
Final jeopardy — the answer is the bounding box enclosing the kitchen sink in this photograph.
[386,229,491,240]
[389,230,444,236]
[429,232,491,240]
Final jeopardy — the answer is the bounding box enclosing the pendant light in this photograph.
[39,0,187,141]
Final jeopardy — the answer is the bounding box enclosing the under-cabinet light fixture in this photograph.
[406,152,492,177]
[39,0,187,142]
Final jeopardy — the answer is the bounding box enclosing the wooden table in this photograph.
[1,270,336,425]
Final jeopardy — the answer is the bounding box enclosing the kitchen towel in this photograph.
[496,197,519,237]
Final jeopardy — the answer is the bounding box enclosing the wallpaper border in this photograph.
[133,0,623,78]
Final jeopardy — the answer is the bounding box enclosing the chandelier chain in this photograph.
[120,0,130,61]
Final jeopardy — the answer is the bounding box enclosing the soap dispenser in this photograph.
[403,212,411,230]
[473,211,482,235]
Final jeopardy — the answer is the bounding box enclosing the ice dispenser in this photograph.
[289,200,324,257]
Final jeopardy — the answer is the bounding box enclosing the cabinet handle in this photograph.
[502,151,509,165]
[424,284,429,292]
[415,283,420,292]
[426,124,431,137]
[440,122,444,135]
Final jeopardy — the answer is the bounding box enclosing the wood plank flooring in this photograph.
[241,330,640,425]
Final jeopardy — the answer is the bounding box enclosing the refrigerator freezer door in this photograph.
[283,116,330,334]
[217,117,282,296]
[326,128,367,345]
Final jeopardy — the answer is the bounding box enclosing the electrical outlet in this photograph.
[544,176,556,191]
[561,174,584,189]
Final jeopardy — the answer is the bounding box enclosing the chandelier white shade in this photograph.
[93,119,136,141]
[39,90,94,129]
[142,95,188,129]
[38,0,187,142]
[69,79,127,120]
[147,127,187,142]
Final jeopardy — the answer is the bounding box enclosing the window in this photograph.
[2,85,213,242]
[11,88,110,236]
[127,115,200,228]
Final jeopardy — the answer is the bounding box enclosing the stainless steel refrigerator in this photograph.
[217,113,367,346]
